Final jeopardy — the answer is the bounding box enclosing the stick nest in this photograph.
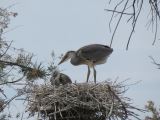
[26,81,142,120]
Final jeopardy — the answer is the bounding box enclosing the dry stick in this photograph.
[132,0,136,26]
[152,10,158,45]
[0,40,13,58]
[105,9,133,15]
[0,67,13,78]
[150,1,155,32]
[49,106,72,116]
[151,0,160,20]
[108,85,128,119]
[110,0,129,47]
[149,56,160,69]
[0,88,7,98]
[54,103,57,120]
[0,60,33,70]
[3,93,24,110]
[126,0,143,50]
[107,99,114,119]
[108,0,125,33]
[106,84,115,119]
[105,7,132,32]
[0,76,24,85]
[145,6,155,31]
[58,106,63,119]
[108,86,114,119]
[149,0,160,45]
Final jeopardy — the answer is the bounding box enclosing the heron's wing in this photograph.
[77,44,113,62]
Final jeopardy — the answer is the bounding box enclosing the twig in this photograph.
[105,9,133,15]
[126,0,143,50]
[0,76,24,85]
[110,0,129,47]
[108,0,125,33]
[0,40,13,58]
[149,56,160,69]
[0,60,33,71]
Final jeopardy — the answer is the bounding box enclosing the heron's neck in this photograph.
[70,51,81,66]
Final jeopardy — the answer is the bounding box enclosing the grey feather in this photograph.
[77,44,113,63]
[50,71,72,86]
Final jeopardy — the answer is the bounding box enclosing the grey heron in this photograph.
[58,44,113,83]
[50,70,72,86]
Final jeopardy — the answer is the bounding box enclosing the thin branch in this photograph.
[104,9,133,15]
[149,56,160,69]
[0,67,13,78]
[108,0,125,33]
[152,11,158,45]
[0,60,33,71]
[126,0,143,50]
[110,0,129,47]
[132,0,136,26]
[0,76,24,85]
[0,40,13,58]
[2,93,23,110]
[0,88,7,98]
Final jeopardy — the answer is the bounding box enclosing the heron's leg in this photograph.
[86,66,90,82]
[93,66,96,83]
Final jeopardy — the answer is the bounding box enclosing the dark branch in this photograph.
[104,9,133,15]
[110,0,129,47]
[106,0,160,49]
[0,60,33,71]
[149,56,160,69]
[126,0,143,50]
[0,76,24,85]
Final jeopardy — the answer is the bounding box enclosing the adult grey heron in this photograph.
[58,44,113,83]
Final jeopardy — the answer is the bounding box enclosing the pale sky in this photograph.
[1,0,160,119]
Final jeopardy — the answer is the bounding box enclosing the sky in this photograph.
[1,0,160,119]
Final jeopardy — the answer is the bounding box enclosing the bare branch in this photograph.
[108,0,125,33]
[149,56,160,69]
[104,9,133,15]
[110,0,129,47]
[0,60,33,71]
[126,0,143,50]
[106,0,160,49]
[0,76,24,85]
[0,40,13,58]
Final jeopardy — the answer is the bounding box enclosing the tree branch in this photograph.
[0,76,24,85]
[149,56,160,69]
[104,9,133,15]
[0,60,33,70]
[110,0,129,47]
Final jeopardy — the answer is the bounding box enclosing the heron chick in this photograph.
[50,70,72,86]
[58,44,113,83]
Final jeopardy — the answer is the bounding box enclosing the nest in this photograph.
[26,81,142,120]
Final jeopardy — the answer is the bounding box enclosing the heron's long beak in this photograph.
[58,53,70,65]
